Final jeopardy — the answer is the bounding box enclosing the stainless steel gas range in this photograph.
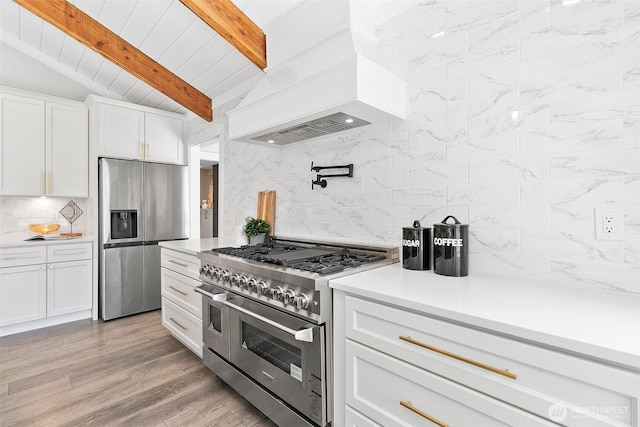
[195,237,398,427]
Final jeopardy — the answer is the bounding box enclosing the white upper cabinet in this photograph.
[0,90,88,197]
[46,102,89,197]
[88,95,185,165]
[144,112,184,164]
[96,102,145,160]
[0,94,46,196]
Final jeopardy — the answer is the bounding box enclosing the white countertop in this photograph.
[330,263,640,371]
[0,232,95,248]
[158,237,240,256]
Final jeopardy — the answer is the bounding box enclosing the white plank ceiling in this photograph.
[0,0,301,117]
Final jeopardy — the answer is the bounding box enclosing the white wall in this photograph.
[206,0,640,294]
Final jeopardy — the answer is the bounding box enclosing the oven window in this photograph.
[209,304,222,333]
[241,321,302,375]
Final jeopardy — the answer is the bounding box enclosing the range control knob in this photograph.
[270,286,284,300]
[230,274,240,286]
[295,294,311,310]
[283,290,296,305]
[239,275,249,289]
[248,278,257,292]
[199,265,207,275]
[256,280,269,295]
[205,266,214,278]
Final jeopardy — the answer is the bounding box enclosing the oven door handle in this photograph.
[212,293,227,302]
[195,287,216,299]
[225,300,315,343]
[195,287,228,302]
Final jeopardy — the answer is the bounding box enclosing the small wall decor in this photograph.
[310,162,354,189]
[59,200,84,236]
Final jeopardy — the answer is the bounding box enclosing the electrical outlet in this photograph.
[595,208,624,241]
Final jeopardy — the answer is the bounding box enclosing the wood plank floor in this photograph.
[0,311,277,427]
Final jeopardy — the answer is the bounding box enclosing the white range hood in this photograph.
[227,0,407,145]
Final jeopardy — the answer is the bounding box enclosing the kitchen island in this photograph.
[331,264,640,427]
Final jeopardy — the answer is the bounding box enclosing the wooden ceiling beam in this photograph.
[180,0,266,70]
[13,0,213,122]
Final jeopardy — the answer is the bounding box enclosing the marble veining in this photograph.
[211,0,640,295]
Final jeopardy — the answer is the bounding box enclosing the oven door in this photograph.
[197,283,230,360]
[227,296,326,426]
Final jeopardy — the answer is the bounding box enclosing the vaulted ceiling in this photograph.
[0,0,300,119]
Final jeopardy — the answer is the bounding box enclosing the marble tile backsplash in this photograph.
[0,198,89,236]
[215,0,640,294]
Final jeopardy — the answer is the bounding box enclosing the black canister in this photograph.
[402,220,432,270]
[433,215,468,277]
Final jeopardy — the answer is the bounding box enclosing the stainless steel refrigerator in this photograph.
[99,158,188,320]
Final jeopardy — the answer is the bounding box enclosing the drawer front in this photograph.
[0,246,46,267]
[345,406,383,427]
[345,296,639,427]
[161,248,199,280]
[47,242,92,263]
[346,341,554,427]
[162,297,202,358]
[161,267,201,318]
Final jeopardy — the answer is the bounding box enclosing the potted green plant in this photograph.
[244,217,270,244]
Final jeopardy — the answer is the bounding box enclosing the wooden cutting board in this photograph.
[257,190,276,236]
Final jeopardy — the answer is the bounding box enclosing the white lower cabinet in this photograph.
[46,259,92,317]
[334,292,640,427]
[0,242,92,333]
[345,406,381,427]
[160,247,202,357]
[162,298,202,357]
[347,341,554,427]
[0,264,47,326]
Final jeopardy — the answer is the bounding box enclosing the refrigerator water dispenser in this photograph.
[110,210,138,239]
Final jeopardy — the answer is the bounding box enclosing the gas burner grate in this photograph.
[212,242,387,275]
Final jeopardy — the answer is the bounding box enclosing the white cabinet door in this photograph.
[0,94,45,196]
[97,102,145,159]
[0,264,47,326]
[46,259,92,317]
[46,102,89,197]
[145,112,184,164]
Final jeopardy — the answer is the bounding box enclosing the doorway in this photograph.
[200,141,219,238]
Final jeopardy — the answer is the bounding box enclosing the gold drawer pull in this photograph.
[399,335,516,380]
[169,317,187,330]
[169,285,188,296]
[168,259,188,267]
[400,401,448,427]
